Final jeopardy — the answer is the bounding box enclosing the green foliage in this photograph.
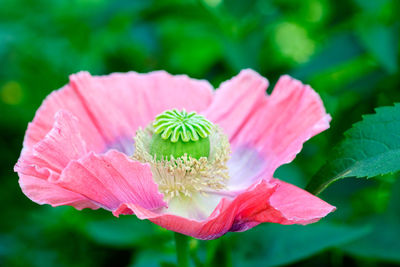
[358,24,399,73]
[84,216,165,248]
[340,178,400,262]
[342,217,400,262]
[1,0,400,266]
[306,104,400,195]
[233,222,370,267]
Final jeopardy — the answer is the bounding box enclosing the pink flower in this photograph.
[15,69,335,240]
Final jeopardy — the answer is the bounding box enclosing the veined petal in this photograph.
[24,84,106,153]
[255,179,336,225]
[16,110,166,212]
[15,69,334,241]
[114,179,334,240]
[23,71,214,156]
[113,181,276,240]
[30,110,88,170]
[203,69,269,139]
[69,71,214,153]
[55,150,166,211]
[242,75,331,174]
[15,110,96,210]
[16,70,213,210]
[18,173,99,210]
[208,70,330,189]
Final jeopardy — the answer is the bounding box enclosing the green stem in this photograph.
[175,232,190,267]
[222,237,232,267]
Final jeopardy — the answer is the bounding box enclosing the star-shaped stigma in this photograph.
[153,109,213,142]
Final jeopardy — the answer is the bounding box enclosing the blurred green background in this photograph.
[1,0,400,266]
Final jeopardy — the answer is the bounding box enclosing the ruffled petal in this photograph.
[16,70,213,209]
[23,71,214,155]
[209,70,330,188]
[55,150,166,211]
[112,180,274,240]
[15,110,96,209]
[15,69,334,240]
[30,110,88,171]
[256,179,335,225]
[203,69,269,138]
[113,180,334,240]
[24,84,105,153]
[16,111,165,211]
[236,75,331,175]
[68,71,214,154]
[18,173,99,210]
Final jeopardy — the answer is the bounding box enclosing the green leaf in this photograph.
[306,103,400,195]
[357,24,399,73]
[130,251,176,267]
[340,178,400,262]
[234,222,370,267]
[341,216,400,262]
[84,216,166,248]
[290,33,364,79]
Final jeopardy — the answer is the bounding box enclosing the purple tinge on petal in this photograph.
[114,179,334,240]
[232,74,331,178]
[112,181,278,240]
[14,69,335,241]
[227,146,266,191]
[15,70,215,209]
[108,137,135,156]
[205,70,331,188]
[68,71,214,154]
[23,70,215,157]
[228,221,260,232]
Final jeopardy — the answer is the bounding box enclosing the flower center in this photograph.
[133,109,231,200]
[150,109,213,160]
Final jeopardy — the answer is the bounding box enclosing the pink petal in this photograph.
[24,83,106,153]
[68,71,214,153]
[24,71,214,155]
[16,70,213,209]
[15,69,334,240]
[30,110,88,171]
[18,173,98,210]
[203,69,269,138]
[113,181,276,240]
[113,180,334,240]
[227,146,266,191]
[16,110,165,212]
[257,179,335,225]
[248,75,331,173]
[15,110,96,209]
[55,150,166,211]
[206,70,330,187]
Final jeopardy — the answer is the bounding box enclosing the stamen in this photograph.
[133,123,231,201]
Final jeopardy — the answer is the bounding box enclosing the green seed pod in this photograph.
[149,109,213,160]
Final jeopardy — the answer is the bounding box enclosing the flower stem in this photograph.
[222,237,232,267]
[175,232,190,267]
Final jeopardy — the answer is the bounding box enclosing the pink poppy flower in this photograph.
[15,69,335,240]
